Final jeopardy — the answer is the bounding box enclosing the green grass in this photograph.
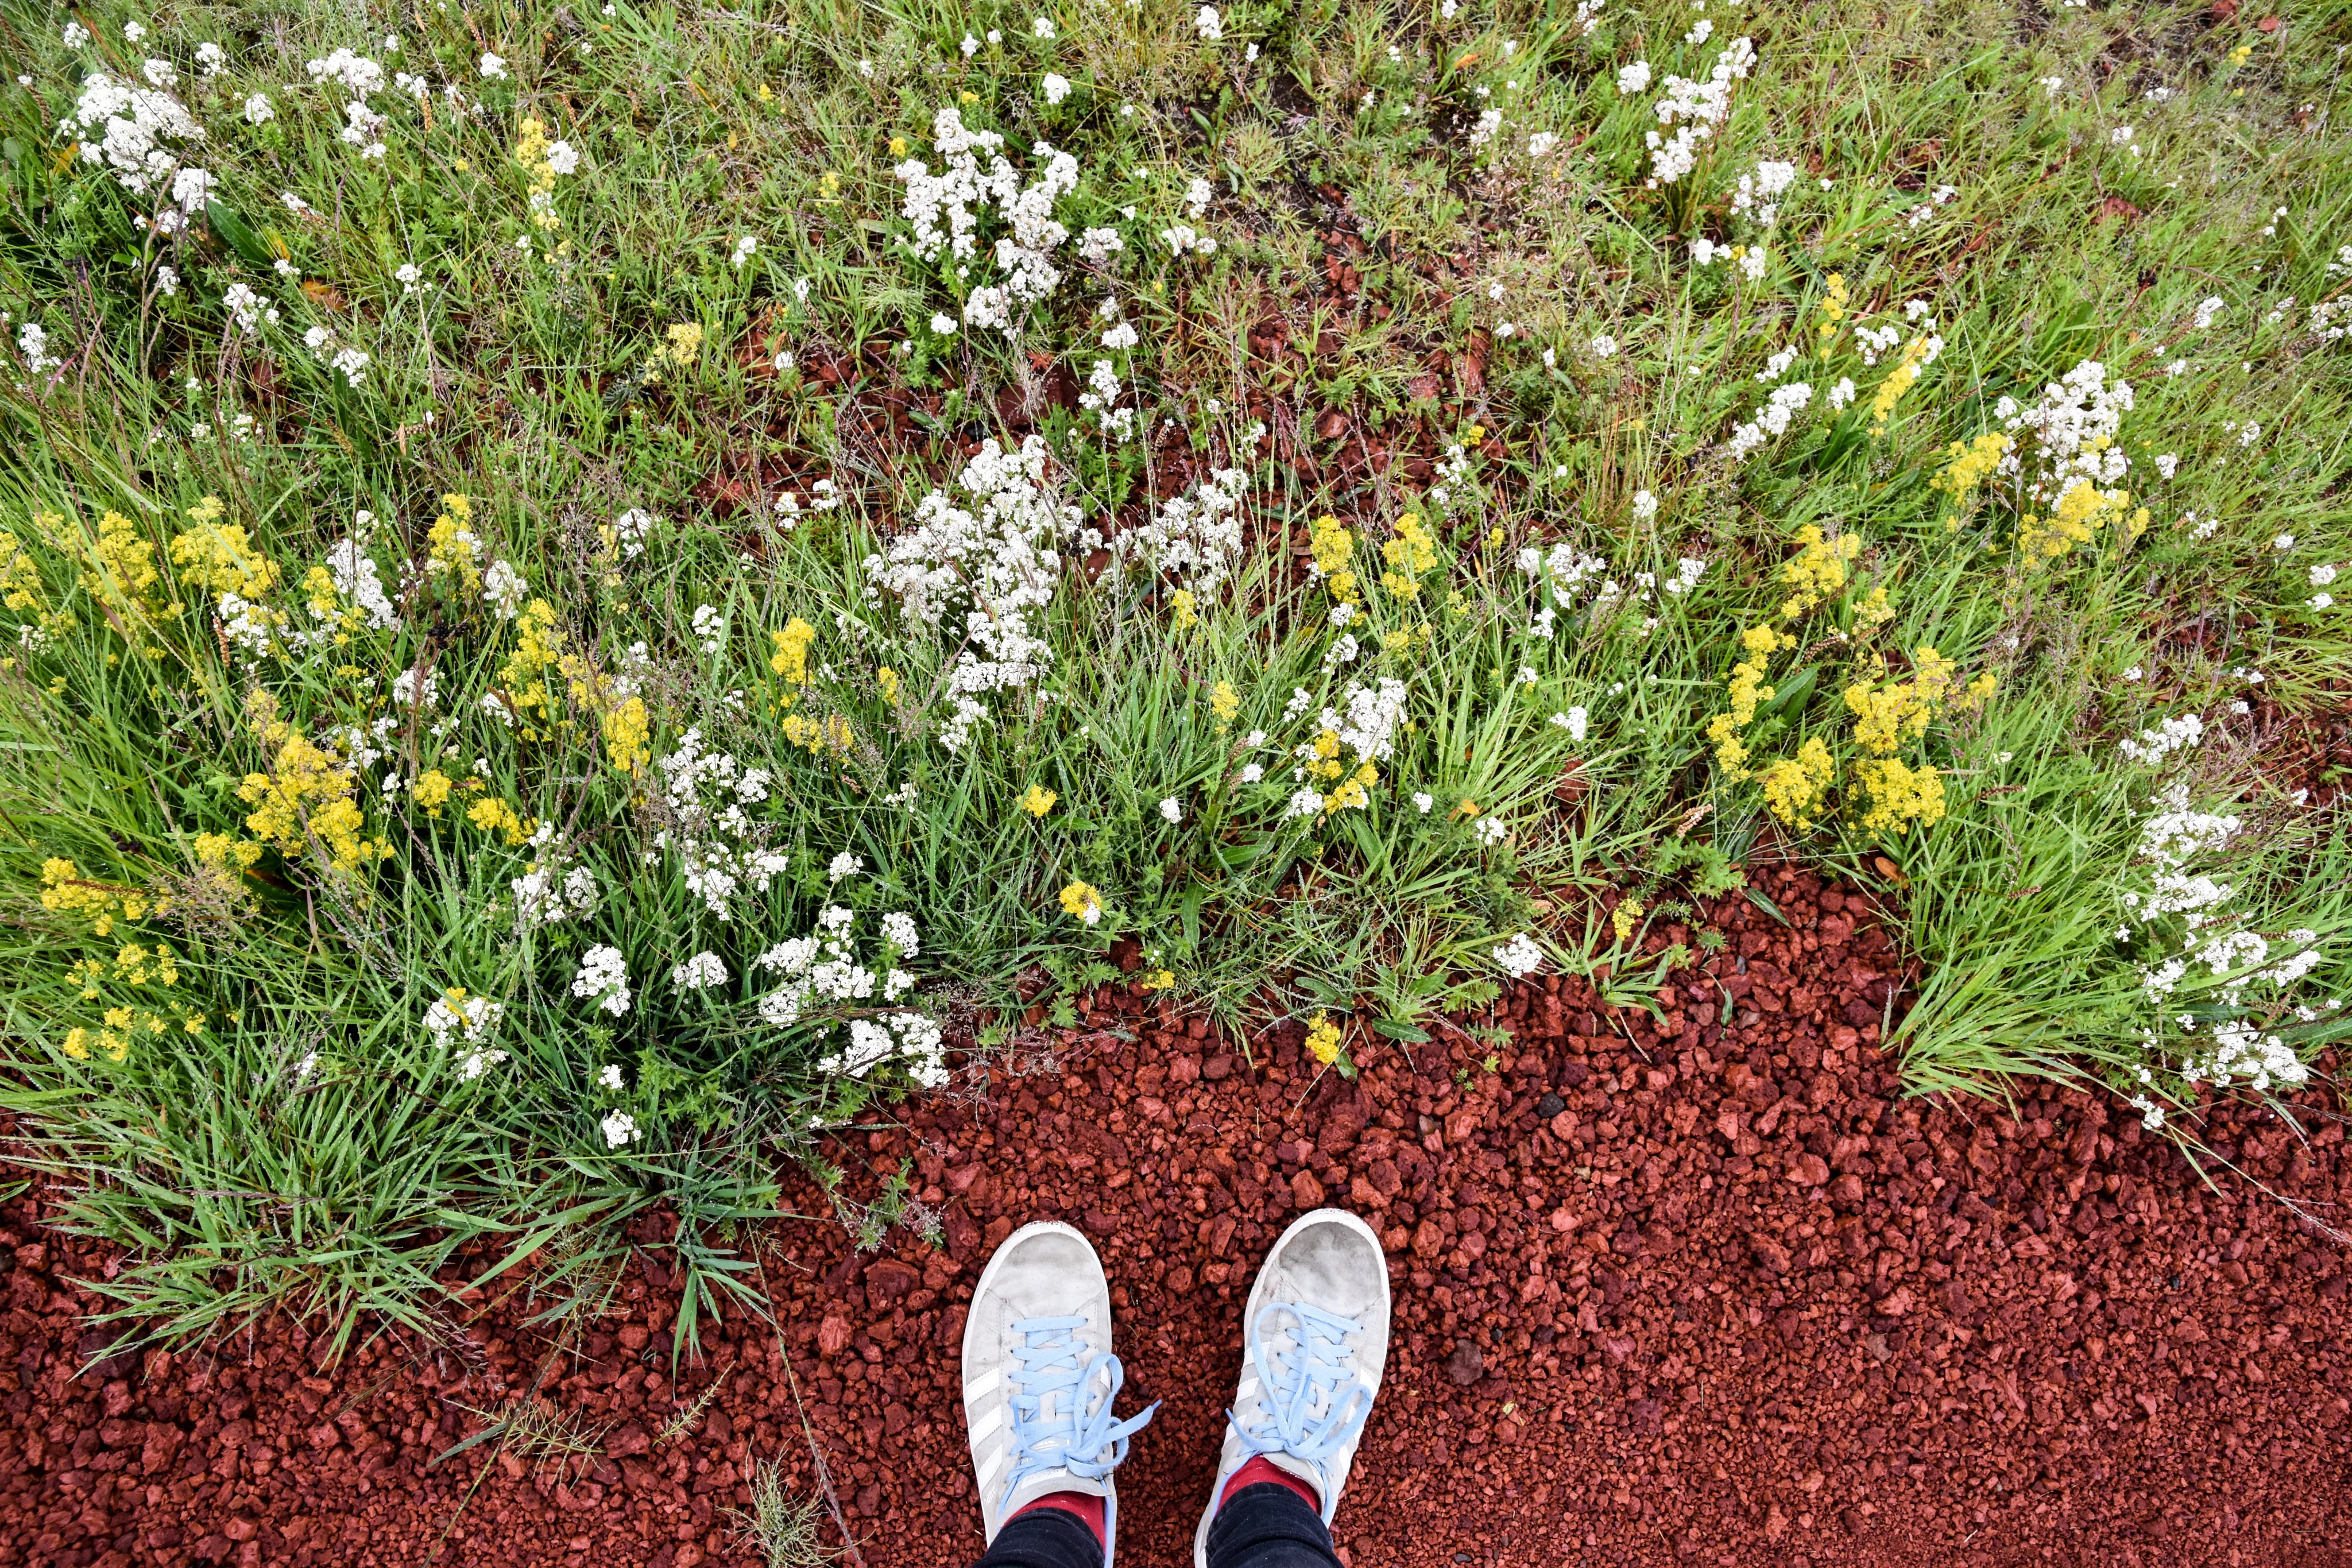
[1,0,2348,1349]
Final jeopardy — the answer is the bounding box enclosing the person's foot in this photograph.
[963,1220,1156,1565]
[1193,1208,1392,1565]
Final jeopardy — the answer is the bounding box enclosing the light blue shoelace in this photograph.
[1000,1314,1157,1522]
[1224,1300,1372,1521]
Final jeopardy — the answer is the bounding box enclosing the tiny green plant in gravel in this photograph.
[1,0,2349,1344]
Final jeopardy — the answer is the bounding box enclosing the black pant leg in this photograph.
[1204,1481,1344,1568]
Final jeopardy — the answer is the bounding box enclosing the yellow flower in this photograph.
[602,696,651,775]
[1303,1011,1343,1066]
[1777,524,1861,621]
[1170,588,1198,629]
[1141,969,1175,992]
[1931,432,2011,508]
[412,769,454,815]
[1757,737,1838,831]
[1020,784,1058,818]
[1208,680,1239,731]
[1379,512,1438,598]
[769,617,817,691]
[877,665,902,706]
[1058,881,1103,926]
[169,500,281,599]
[782,711,855,756]
[1817,272,1848,342]
[662,322,706,366]
[466,796,532,846]
[1869,335,1936,434]
[1310,514,1360,605]
[1852,756,1947,834]
[1610,897,1645,945]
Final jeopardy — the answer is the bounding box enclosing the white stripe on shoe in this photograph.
[966,1366,1000,1401]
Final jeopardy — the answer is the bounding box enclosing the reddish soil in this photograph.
[3,864,2350,1568]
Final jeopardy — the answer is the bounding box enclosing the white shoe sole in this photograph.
[1191,1207,1390,1568]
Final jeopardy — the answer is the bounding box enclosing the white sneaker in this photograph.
[1192,1208,1392,1566]
[962,1221,1156,1565]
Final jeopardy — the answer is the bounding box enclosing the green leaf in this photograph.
[206,200,273,269]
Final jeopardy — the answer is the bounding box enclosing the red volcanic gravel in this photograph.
[3,864,2350,1567]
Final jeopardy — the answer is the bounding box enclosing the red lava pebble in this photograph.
[3,865,2350,1566]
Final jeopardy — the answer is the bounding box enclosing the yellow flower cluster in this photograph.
[661,322,706,368]
[496,599,562,735]
[514,116,564,232]
[1870,336,1936,433]
[1058,880,1102,925]
[1303,1011,1343,1066]
[467,796,533,845]
[74,509,180,650]
[1170,588,1198,629]
[2014,479,2148,565]
[1756,737,1838,831]
[770,617,817,694]
[1931,432,2011,512]
[424,493,483,595]
[1816,273,1848,343]
[1843,645,1957,754]
[238,714,388,874]
[1777,524,1861,621]
[1209,680,1239,731]
[602,695,651,775]
[1704,624,1790,780]
[782,710,854,756]
[40,858,153,936]
[0,528,72,651]
[168,496,280,599]
[1310,514,1359,604]
[1851,757,1948,835]
[192,831,264,907]
[1379,512,1437,598]
[1020,784,1058,817]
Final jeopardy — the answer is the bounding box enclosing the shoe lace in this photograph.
[1227,1300,1372,1482]
[1001,1314,1156,1513]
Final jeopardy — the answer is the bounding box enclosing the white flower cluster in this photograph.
[649,728,790,919]
[1518,541,1630,638]
[1726,381,1815,461]
[304,47,399,157]
[1994,358,2133,511]
[424,990,508,1079]
[750,904,942,1085]
[572,944,632,1016]
[2120,785,2322,1110]
[893,107,1082,337]
[1281,678,1407,817]
[2117,710,2203,765]
[673,951,729,991]
[865,436,1075,752]
[1643,37,1756,188]
[513,847,599,934]
[1494,932,1543,979]
[1113,464,1248,595]
[65,70,204,197]
[1728,159,1797,226]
